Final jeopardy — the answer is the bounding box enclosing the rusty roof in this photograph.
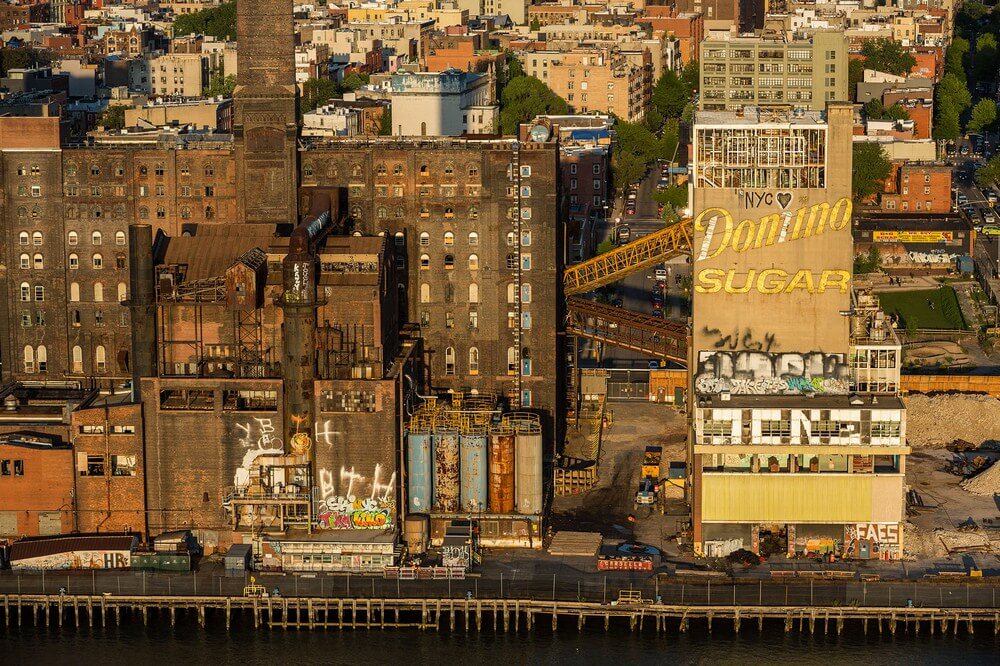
[159,234,274,282]
[10,534,137,561]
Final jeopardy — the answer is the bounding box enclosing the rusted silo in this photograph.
[403,513,430,555]
[407,432,433,514]
[489,430,515,513]
[433,429,460,512]
[513,415,543,515]
[460,431,488,512]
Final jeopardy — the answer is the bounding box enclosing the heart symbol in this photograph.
[777,192,792,209]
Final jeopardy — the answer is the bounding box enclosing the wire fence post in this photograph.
[758,581,762,606]
[500,572,503,599]
[810,579,813,606]
[552,574,556,601]
[708,580,711,605]
[603,576,607,604]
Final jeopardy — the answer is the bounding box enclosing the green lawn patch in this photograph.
[876,287,967,331]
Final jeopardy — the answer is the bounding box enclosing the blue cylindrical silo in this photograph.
[407,432,433,514]
[460,433,488,512]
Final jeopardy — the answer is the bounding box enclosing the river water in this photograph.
[3,619,999,664]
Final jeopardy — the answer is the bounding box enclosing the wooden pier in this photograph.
[2,594,1000,635]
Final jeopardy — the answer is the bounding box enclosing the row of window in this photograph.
[568,178,602,191]
[567,163,602,175]
[66,231,126,246]
[23,345,108,373]
[77,453,137,477]
[440,347,535,377]
[419,254,480,271]
[65,164,216,178]
[18,253,119,270]
[18,282,127,303]
[306,163,481,179]
[0,459,24,476]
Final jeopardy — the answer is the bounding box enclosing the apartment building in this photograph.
[699,29,848,111]
[522,48,650,122]
[148,52,211,98]
[383,69,497,136]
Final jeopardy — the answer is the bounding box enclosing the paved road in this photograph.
[1,565,998,608]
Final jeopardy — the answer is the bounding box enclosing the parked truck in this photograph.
[634,446,662,507]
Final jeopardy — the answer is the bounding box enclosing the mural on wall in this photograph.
[316,463,396,530]
[233,417,284,490]
[12,550,131,570]
[844,523,901,560]
[694,350,850,395]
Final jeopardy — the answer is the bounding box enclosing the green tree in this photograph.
[975,156,1000,189]
[498,75,567,135]
[529,18,541,31]
[596,240,617,255]
[852,142,892,201]
[860,38,917,76]
[342,72,369,91]
[967,99,998,134]
[300,77,337,114]
[854,245,882,274]
[379,106,392,135]
[644,107,664,133]
[944,37,969,82]
[848,58,865,96]
[174,1,237,39]
[0,47,52,76]
[680,59,699,94]
[933,73,971,140]
[975,34,999,83]
[864,99,910,121]
[934,101,962,140]
[100,104,128,130]
[938,73,972,111]
[204,73,236,97]
[652,70,689,118]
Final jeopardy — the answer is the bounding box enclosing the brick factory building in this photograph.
[0,0,563,560]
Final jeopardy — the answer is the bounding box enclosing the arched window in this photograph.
[92,231,102,245]
[444,254,454,270]
[32,231,42,245]
[420,254,430,269]
[139,207,149,219]
[304,163,314,177]
[351,205,362,219]
[139,165,148,176]
[376,164,387,176]
[68,231,78,246]
[19,253,29,269]
[19,282,30,302]
[115,231,126,245]
[36,346,47,372]
[444,207,454,218]
[468,347,479,375]
[444,231,454,245]
[70,282,80,302]
[377,206,388,219]
[23,346,35,373]
[92,253,103,269]
[444,347,456,375]
[395,207,405,218]
[419,164,429,176]
[507,283,517,303]
[419,232,430,246]
[419,206,429,217]
[32,253,43,269]
[18,232,29,245]
[507,347,517,375]
[393,164,403,176]
[205,206,215,219]
[156,206,165,219]
[469,283,479,303]
[94,282,104,302]
[69,253,79,270]
[394,231,405,246]
[181,207,191,219]
[468,232,479,246]
[95,345,107,373]
[204,164,215,177]
[72,345,83,373]
[117,283,127,302]
[468,254,479,270]
[506,253,518,269]
[420,283,430,303]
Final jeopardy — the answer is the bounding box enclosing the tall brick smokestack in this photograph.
[128,224,156,402]
[234,0,299,225]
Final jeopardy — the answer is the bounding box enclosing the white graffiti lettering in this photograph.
[694,351,850,395]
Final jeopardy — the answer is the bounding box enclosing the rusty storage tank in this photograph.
[403,513,430,555]
[514,416,543,514]
[459,432,488,512]
[407,432,433,514]
[489,429,515,513]
[433,429,460,512]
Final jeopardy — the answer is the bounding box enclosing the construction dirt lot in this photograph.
[552,401,689,553]
[553,395,1000,564]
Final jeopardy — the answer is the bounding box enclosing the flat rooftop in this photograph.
[695,107,826,126]
[696,393,904,410]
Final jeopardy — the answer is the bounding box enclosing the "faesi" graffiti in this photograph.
[315,463,396,530]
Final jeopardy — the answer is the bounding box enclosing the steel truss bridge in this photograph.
[563,220,692,364]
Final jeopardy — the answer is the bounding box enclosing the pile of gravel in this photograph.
[960,462,1000,496]
[904,394,1000,448]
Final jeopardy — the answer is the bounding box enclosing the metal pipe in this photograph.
[128,224,156,402]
